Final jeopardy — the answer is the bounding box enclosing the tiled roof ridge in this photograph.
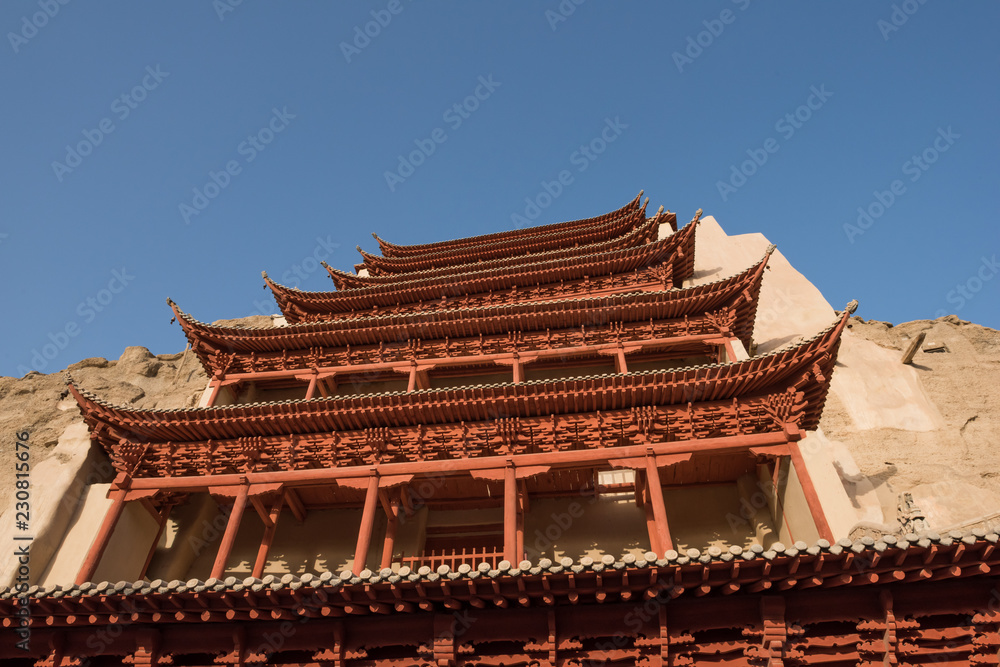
[372,190,645,253]
[173,244,771,334]
[67,298,849,416]
[360,198,652,265]
[6,529,995,601]
[319,208,692,294]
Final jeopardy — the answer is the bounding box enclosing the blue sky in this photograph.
[1,1,997,378]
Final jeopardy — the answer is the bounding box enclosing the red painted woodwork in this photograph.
[353,204,661,277]
[373,191,647,257]
[74,487,127,585]
[49,193,960,666]
[211,483,249,579]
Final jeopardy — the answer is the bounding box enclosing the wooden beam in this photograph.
[285,488,307,523]
[304,375,318,400]
[128,431,795,492]
[139,503,173,580]
[252,493,284,579]
[380,499,399,570]
[353,475,380,575]
[788,443,834,542]
[504,464,518,563]
[642,483,661,555]
[210,484,250,580]
[901,331,926,365]
[75,488,128,585]
[645,454,673,554]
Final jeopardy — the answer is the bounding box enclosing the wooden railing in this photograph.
[398,547,505,571]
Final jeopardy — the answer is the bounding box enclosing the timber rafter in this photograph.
[268,217,698,323]
[373,191,648,257]
[342,205,672,287]
[175,248,771,377]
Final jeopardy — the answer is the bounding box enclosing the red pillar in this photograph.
[645,455,673,554]
[353,475,380,575]
[788,443,835,542]
[380,499,399,570]
[139,503,173,580]
[504,465,518,563]
[641,483,662,555]
[252,495,284,579]
[211,484,250,580]
[75,487,127,585]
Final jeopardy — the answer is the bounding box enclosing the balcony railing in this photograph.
[398,546,505,571]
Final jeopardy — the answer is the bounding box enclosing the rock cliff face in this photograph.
[820,315,1000,533]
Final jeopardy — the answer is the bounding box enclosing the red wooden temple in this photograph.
[3,195,999,665]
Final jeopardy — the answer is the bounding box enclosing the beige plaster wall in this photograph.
[0,421,107,588]
[524,494,647,561]
[664,482,777,552]
[39,482,159,586]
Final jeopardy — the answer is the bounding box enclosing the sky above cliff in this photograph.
[0,2,997,377]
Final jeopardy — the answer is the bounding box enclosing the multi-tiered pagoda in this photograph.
[4,194,999,665]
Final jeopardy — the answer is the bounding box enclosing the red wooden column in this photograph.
[211,484,250,580]
[640,481,662,555]
[75,487,128,585]
[304,375,318,400]
[380,492,399,570]
[504,464,518,563]
[208,379,222,407]
[353,474,380,575]
[139,502,174,580]
[788,443,835,542]
[252,494,285,578]
[645,455,673,554]
[516,480,527,562]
